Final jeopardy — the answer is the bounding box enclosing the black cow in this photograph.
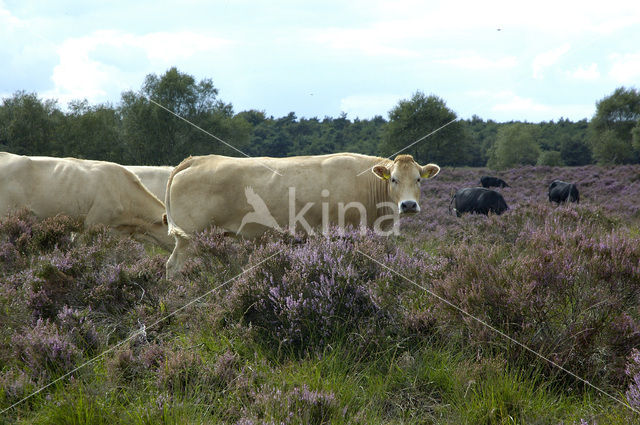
[449,187,509,217]
[548,180,579,204]
[480,176,509,188]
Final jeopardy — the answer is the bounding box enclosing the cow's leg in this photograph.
[166,234,189,279]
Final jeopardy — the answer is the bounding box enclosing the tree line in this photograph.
[1,67,639,169]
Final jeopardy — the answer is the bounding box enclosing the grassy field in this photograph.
[2,164,640,424]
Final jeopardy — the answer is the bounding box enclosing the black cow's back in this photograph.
[548,180,579,204]
[480,176,509,188]
[453,187,509,216]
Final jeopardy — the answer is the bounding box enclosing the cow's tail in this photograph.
[163,156,194,240]
[448,190,457,216]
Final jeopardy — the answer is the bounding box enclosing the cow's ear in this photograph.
[372,165,391,180]
[420,164,440,179]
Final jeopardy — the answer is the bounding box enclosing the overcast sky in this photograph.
[1,0,639,123]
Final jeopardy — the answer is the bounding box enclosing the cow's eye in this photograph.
[391,177,398,184]
[416,178,421,183]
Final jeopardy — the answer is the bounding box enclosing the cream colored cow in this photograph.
[124,165,173,201]
[164,153,440,278]
[0,152,174,250]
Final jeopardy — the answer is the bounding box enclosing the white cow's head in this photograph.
[372,155,440,214]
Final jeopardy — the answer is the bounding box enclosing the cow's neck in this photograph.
[366,158,391,225]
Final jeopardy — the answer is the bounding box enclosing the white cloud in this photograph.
[136,32,233,63]
[532,44,571,79]
[44,30,234,105]
[490,92,550,113]
[368,0,640,35]
[339,94,403,118]
[436,53,517,70]
[591,14,640,34]
[608,52,640,84]
[308,25,420,58]
[465,90,593,121]
[566,63,600,81]
[0,3,21,28]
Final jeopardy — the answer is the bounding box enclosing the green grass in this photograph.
[5,325,635,424]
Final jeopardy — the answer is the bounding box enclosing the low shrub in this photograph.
[57,306,101,353]
[221,227,439,355]
[0,211,166,332]
[0,369,36,407]
[12,319,81,380]
[625,349,640,410]
[431,205,640,387]
[106,343,166,385]
[241,384,338,425]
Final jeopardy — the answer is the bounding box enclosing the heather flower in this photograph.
[29,214,82,252]
[626,349,640,409]
[0,369,36,404]
[288,384,337,424]
[228,229,384,347]
[106,343,165,385]
[157,350,213,396]
[27,259,77,319]
[139,343,166,370]
[0,210,34,253]
[223,227,426,352]
[12,318,80,379]
[213,349,239,387]
[0,240,23,270]
[57,306,100,353]
[86,263,141,316]
[108,348,145,383]
[246,384,338,425]
[430,201,640,386]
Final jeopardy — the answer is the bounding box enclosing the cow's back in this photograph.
[166,153,388,237]
[124,165,173,201]
[549,180,579,204]
[1,154,87,217]
[1,154,119,219]
[454,187,507,216]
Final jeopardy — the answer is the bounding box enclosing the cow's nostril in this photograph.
[401,200,418,212]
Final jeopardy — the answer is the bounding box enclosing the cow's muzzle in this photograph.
[399,200,419,214]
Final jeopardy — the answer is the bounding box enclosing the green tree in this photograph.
[537,150,563,166]
[558,135,592,166]
[631,120,640,153]
[382,91,470,166]
[463,115,498,166]
[487,123,540,170]
[56,100,124,161]
[236,109,268,126]
[0,91,62,155]
[591,129,633,164]
[589,87,640,164]
[342,115,386,155]
[119,67,247,165]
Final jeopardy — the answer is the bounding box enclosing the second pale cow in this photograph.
[163,153,440,277]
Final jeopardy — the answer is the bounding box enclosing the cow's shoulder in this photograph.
[0,152,32,179]
[0,151,29,165]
